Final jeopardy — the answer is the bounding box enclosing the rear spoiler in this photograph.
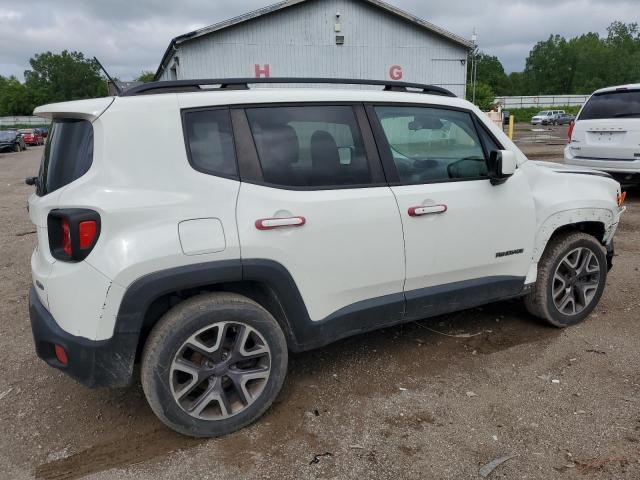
[33,97,115,122]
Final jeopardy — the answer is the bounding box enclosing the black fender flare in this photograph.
[115,259,405,354]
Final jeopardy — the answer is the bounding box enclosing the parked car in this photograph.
[0,129,27,152]
[18,128,44,146]
[565,84,640,185]
[36,127,49,138]
[27,78,625,438]
[550,113,576,125]
[532,110,565,125]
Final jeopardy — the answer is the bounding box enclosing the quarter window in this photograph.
[374,106,489,183]
[183,109,237,177]
[37,119,93,196]
[245,106,372,187]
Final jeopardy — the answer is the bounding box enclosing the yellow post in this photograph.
[508,114,515,140]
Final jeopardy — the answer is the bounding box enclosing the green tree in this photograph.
[466,82,495,111]
[0,75,33,115]
[505,71,527,96]
[515,21,640,96]
[24,50,107,105]
[136,71,156,83]
[523,34,575,94]
[468,53,509,95]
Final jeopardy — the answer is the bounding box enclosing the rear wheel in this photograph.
[141,292,288,437]
[525,231,607,327]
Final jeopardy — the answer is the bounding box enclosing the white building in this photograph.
[154,0,472,97]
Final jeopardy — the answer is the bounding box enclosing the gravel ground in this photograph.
[1,126,639,480]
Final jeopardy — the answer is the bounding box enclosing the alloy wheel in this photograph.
[170,321,271,420]
[552,247,601,316]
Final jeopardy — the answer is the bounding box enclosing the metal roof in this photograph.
[154,0,473,80]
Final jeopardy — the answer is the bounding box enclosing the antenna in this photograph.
[93,56,122,95]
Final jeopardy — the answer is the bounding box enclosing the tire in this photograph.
[525,231,607,327]
[13,143,20,152]
[141,292,288,437]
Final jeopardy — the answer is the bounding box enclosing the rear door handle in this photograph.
[408,205,447,217]
[255,216,306,230]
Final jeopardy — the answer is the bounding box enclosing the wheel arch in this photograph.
[115,260,308,364]
[533,208,615,263]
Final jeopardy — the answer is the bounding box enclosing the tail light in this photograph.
[568,120,575,143]
[48,209,101,261]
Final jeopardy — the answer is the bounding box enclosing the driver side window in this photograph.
[374,106,489,184]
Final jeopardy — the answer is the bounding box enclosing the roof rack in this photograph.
[120,77,456,97]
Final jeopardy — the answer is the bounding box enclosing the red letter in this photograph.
[255,64,270,78]
[389,65,402,81]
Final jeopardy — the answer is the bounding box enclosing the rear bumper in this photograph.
[29,287,137,388]
[564,149,640,174]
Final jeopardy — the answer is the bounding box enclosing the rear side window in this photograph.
[37,119,93,196]
[580,90,640,120]
[245,106,372,187]
[183,109,237,178]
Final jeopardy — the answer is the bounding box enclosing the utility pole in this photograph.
[471,29,478,104]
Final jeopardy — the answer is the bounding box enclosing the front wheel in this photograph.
[525,231,607,327]
[141,292,288,437]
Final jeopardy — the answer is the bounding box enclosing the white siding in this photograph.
[158,0,468,97]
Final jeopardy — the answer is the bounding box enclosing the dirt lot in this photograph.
[1,125,639,479]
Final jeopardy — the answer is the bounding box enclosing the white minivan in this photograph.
[565,84,640,185]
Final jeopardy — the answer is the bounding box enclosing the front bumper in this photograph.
[29,287,137,388]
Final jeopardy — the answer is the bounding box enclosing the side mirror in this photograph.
[489,150,516,186]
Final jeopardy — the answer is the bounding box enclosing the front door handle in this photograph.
[408,205,447,217]
[255,216,306,230]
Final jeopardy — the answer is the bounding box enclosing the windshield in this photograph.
[580,90,640,120]
[537,111,549,116]
[0,131,15,140]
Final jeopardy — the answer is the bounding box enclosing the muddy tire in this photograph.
[525,231,607,327]
[141,292,288,437]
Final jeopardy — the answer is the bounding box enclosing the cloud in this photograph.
[0,0,636,80]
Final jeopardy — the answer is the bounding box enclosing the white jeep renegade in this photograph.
[27,78,625,437]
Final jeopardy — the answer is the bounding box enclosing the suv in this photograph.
[532,110,565,125]
[27,78,625,437]
[553,113,576,125]
[565,84,640,185]
[0,129,27,152]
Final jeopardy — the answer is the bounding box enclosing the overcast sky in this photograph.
[1,0,637,81]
